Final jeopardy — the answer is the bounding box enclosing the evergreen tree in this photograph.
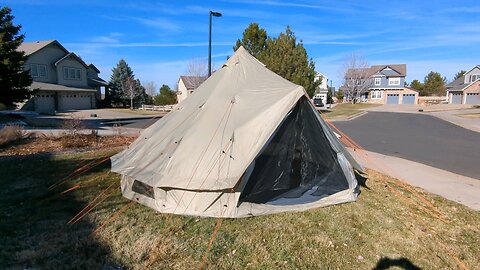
[109,59,133,107]
[154,84,177,105]
[234,24,319,97]
[233,23,267,59]
[327,86,334,104]
[138,79,153,105]
[335,89,345,101]
[422,71,447,96]
[133,78,148,107]
[410,79,424,92]
[453,70,466,80]
[0,7,33,107]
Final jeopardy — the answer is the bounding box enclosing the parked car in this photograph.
[313,97,324,107]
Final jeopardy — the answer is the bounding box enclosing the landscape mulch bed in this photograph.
[0,134,136,157]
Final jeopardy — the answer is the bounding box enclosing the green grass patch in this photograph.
[321,103,381,120]
[0,150,479,269]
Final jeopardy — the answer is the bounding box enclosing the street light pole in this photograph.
[208,11,222,77]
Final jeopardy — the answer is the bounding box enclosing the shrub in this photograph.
[61,117,85,136]
[0,125,28,146]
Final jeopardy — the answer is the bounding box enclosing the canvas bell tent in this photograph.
[111,46,363,218]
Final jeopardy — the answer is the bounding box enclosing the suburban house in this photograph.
[313,72,329,103]
[341,64,418,105]
[446,65,480,104]
[176,76,207,103]
[17,40,108,114]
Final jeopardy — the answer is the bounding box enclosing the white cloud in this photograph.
[436,6,480,14]
[131,17,182,32]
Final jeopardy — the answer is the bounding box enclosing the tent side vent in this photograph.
[132,180,155,199]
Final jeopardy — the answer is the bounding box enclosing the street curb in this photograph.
[348,148,480,211]
[328,111,368,122]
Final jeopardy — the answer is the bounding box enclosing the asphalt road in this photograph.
[334,112,480,180]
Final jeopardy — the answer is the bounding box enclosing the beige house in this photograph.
[17,40,108,114]
[176,76,207,103]
[446,65,480,104]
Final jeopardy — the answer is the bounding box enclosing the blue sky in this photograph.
[6,0,480,90]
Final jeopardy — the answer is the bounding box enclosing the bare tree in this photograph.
[122,76,137,109]
[186,58,208,77]
[185,58,208,87]
[143,81,157,96]
[340,53,372,103]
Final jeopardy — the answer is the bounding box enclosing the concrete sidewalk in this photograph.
[349,148,480,211]
[429,108,480,133]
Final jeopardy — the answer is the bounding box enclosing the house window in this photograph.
[30,64,48,78]
[372,90,382,99]
[374,78,381,86]
[63,67,82,80]
[388,77,400,86]
[471,74,480,82]
[31,64,38,77]
[39,65,47,77]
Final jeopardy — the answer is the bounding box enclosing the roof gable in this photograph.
[88,64,100,73]
[370,64,406,77]
[464,65,480,76]
[179,76,207,90]
[17,40,69,56]
[54,52,89,68]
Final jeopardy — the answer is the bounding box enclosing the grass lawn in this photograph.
[457,113,480,119]
[1,148,479,269]
[105,108,169,116]
[321,103,381,120]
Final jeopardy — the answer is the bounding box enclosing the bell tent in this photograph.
[111,46,363,218]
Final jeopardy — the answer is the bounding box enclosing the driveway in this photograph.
[335,111,480,180]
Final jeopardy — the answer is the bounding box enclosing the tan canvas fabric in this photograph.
[111,47,361,218]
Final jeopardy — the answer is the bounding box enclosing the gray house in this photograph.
[446,65,480,104]
[17,40,108,114]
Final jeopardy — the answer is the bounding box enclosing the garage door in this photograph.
[402,94,415,104]
[465,93,480,104]
[59,94,93,111]
[35,94,55,114]
[451,93,463,104]
[387,94,399,104]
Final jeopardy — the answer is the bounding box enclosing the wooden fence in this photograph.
[140,105,175,112]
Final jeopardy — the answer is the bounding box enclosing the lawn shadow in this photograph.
[355,170,369,189]
[0,152,125,269]
[373,257,422,270]
[0,136,35,151]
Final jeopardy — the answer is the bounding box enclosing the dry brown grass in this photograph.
[321,103,381,120]
[0,125,30,146]
[456,113,480,119]
[0,134,136,156]
[1,149,479,269]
